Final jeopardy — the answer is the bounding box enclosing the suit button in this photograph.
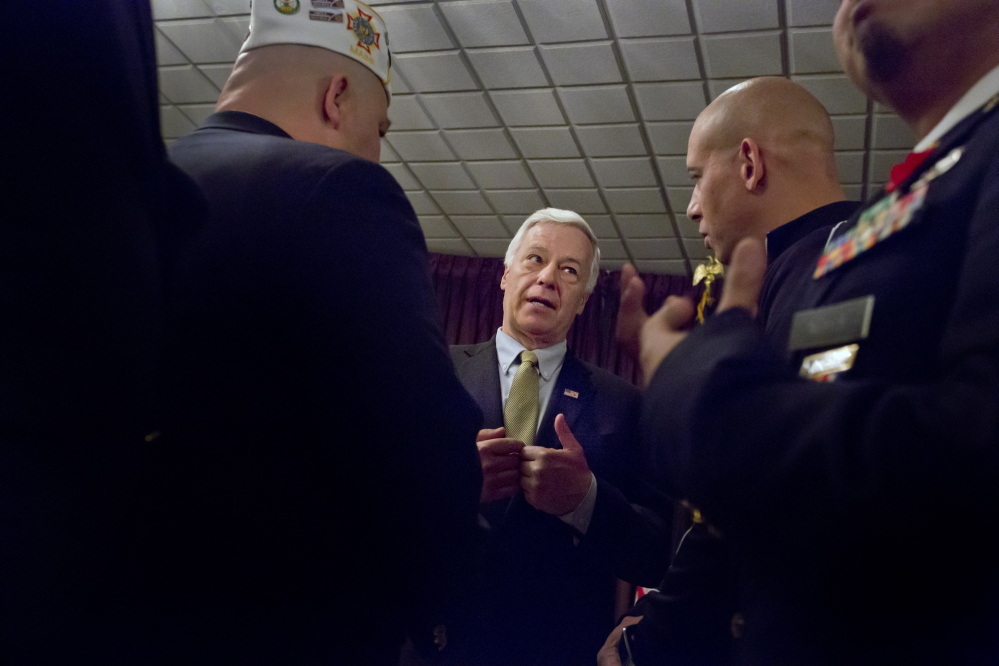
[731,612,745,639]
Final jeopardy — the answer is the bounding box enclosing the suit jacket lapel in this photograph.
[536,351,591,449]
[456,337,504,429]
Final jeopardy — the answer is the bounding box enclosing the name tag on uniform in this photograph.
[800,344,859,382]
[788,295,874,352]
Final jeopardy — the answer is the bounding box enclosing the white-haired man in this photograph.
[450,208,672,666]
[152,2,482,664]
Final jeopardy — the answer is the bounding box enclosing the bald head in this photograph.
[686,77,845,264]
[696,77,836,175]
[216,44,390,161]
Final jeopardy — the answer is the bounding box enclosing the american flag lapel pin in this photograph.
[563,389,579,399]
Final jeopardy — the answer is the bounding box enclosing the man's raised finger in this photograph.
[717,237,766,317]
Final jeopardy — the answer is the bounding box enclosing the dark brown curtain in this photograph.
[429,253,700,386]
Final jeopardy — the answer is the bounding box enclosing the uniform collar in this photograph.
[495,328,567,382]
[914,62,999,151]
[766,200,861,264]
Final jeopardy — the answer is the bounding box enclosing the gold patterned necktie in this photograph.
[504,349,540,447]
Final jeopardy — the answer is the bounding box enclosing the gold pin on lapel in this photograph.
[564,389,579,398]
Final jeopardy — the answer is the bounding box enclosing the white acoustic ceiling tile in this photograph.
[634,82,706,121]
[583,214,617,237]
[160,105,197,139]
[420,92,499,129]
[600,258,628,270]
[541,42,622,86]
[152,0,211,20]
[466,161,534,189]
[409,162,477,189]
[835,152,865,183]
[445,128,519,159]
[869,150,909,183]
[406,191,442,214]
[177,103,216,126]
[380,139,401,162]
[592,157,656,188]
[627,238,681,259]
[155,30,188,66]
[620,37,700,82]
[635,259,688,274]
[485,189,547,215]
[381,163,422,190]
[575,124,646,157]
[491,89,565,126]
[604,0,690,38]
[656,156,691,186]
[451,216,510,238]
[873,114,917,150]
[793,75,868,114]
[597,238,629,260]
[204,0,249,15]
[676,215,699,237]
[386,131,457,161]
[832,115,867,150]
[368,0,424,4]
[516,0,607,44]
[666,186,693,212]
[702,33,782,78]
[196,64,233,89]
[440,1,529,48]
[377,4,453,52]
[388,96,436,131]
[418,215,459,238]
[466,47,549,88]
[157,19,242,63]
[528,159,594,188]
[427,238,474,255]
[560,85,634,124]
[647,121,695,154]
[510,127,580,158]
[395,52,477,92]
[617,214,674,237]
[544,189,607,213]
[694,0,778,33]
[468,238,513,255]
[684,238,711,260]
[158,65,220,103]
[431,190,494,214]
[790,28,840,74]
[787,0,838,27]
[604,188,666,213]
[843,185,864,201]
[390,76,412,95]
[218,16,250,44]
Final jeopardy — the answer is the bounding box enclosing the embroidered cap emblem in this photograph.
[347,6,381,53]
[274,0,300,14]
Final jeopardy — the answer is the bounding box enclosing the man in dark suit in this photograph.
[149,4,482,664]
[603,77,858,666]
[624,1,999,663]
[450,208,672,666]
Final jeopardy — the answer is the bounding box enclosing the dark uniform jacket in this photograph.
[643,96,999,664]
[623,200,859,666]
[146,111,483,665]
[451,338,672,666]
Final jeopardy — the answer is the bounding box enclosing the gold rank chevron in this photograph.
[505,350,540,447]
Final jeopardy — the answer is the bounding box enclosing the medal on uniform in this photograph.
[814,146,965,279]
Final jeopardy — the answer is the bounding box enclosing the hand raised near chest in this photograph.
[477,426,526,503]
[519,414,592,516]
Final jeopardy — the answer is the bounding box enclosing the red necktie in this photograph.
[885,148,934,193]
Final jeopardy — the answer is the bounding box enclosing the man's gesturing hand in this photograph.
[519,414,592,516]
[597,615,644,666]
[615,263,647,361]
[477,427,526,503]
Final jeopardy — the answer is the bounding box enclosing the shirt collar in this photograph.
[914,62,999,151]
[496,328,567,382]
[765,200,861,264]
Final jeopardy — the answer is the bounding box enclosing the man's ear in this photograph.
[322,74,349,130]
[576,294,590,315]
[500,265,510,290]
[740,138,765,193]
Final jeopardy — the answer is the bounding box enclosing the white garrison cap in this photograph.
[242,0,392,102]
